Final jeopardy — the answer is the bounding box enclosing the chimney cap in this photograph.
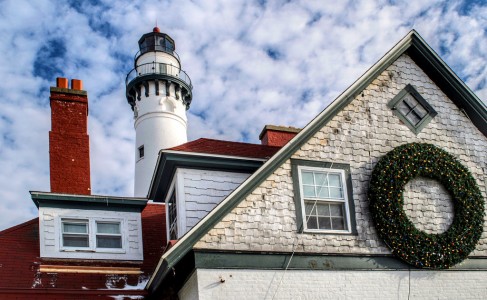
[259,125,301,140]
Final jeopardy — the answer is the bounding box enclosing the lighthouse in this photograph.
[126,27,192,197]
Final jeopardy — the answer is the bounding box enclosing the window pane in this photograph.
[306,217,318,229]
[97,222,120,234]
[330,203,344,217]
[398,100,411,115]
[414,104,427,118]
[168,192,178,240]
[318,217,332,230]
[316,203,330,216]
[329,187,343,199]
[63,236,89,247]
[331,217,346,230]
[97,236,122,248]
[406,112,421,125]
[63,222,88,234]
[403,95,419,108]
[165,39,174,51]
[314,173,327,186]
[305,202,317,215]
[301,171,314,185]
[328,174,341,187]
[303,185,316,198]
[317,186,329,198]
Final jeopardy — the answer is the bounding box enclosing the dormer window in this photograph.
[388,84,437,134]
[62,219,89,248]
[60,218,124,251]
[33,192,147,261]
[96,222,122,249]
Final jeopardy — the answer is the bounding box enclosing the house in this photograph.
[0,28,486,299]
[145,30,487,299]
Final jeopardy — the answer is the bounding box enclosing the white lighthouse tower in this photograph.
[126,27,192,197]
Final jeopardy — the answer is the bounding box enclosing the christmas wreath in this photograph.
[368,143,484,269]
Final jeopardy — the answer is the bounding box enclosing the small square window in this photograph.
[292,160,357,234]
[388,84,437,134]
[138,145,144,159]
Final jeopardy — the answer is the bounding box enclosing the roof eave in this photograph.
[31,191,148,209]
[148,150,267,201]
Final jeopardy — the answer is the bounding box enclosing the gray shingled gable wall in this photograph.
[195,54,487,255]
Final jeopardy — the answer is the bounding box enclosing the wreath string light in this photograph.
[368,143,484,269]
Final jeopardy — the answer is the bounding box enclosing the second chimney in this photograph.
[49,78,91,195]
[259,125,300,147]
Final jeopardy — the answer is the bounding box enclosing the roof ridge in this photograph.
[172,137,282,149]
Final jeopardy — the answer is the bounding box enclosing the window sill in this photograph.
[302,229,357,235]
[61,248,126,254]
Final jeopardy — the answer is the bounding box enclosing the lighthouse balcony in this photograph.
[126,62,191,88]
[126,62,193,110]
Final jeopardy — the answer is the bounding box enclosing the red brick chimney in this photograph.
[259,125,300,147]
[49,78,91,195]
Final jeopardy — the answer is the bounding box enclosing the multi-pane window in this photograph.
[62,220,89,247]
[388,84,437,134]
[297,166,352,233]
[396,94,428,126]
[168,192,178,240]
[61,219,123,251]
[96,222,122,249]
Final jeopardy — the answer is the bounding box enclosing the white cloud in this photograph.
[0,0,485,230]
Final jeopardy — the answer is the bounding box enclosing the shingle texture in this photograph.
[196,54,487,255]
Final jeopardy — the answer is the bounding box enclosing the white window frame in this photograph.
[297,165,352,234]
[59,217,125,254]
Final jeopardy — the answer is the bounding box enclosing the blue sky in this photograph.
[0,0,486,230]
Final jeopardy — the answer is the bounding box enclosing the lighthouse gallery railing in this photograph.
[126,62,192,89]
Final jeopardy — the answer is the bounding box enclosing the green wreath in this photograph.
[368,143,484,269]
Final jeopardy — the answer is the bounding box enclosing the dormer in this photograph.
[32,192,148,261]
[38,78,149,261]
[148,137,283,241]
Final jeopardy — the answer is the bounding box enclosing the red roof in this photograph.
[0,203,166,299]
[168,138,281,159]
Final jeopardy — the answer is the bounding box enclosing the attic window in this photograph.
[388,84,437,134]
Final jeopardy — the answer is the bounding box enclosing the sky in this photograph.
[0,0,486,230]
